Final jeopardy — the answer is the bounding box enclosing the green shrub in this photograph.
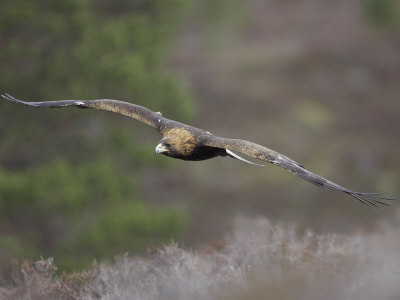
[0,0,192,271]
[362,0,399,28]
[0,160,185,270]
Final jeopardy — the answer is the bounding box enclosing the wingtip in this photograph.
[1,93,19,103]
[348,191,396,209]
[1,93,37,106]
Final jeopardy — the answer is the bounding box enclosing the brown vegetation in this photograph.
[2,209,400,300]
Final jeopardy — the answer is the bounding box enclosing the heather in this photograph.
[2,213,400,299]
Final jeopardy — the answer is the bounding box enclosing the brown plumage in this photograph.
[1,93,394,207]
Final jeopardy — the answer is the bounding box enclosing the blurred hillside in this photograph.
[0,0,399,273]
[0,0,193,270]
[158,0,400,243]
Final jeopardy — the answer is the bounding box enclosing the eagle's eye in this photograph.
[165,143,172,148]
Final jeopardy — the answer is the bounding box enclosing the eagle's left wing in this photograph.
[1,93,166,133]
[203,136,392,207]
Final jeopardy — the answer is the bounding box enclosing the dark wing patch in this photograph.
[1,93,165,132]
[203,136,393,207]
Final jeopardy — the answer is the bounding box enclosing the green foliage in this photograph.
[362,0,399,28]
[0,160,185,270]
[0,0,194,118]
[0,0,193,270]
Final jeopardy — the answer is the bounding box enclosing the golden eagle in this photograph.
[1,93,392,207]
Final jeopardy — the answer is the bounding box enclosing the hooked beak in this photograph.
[155,143,168,155]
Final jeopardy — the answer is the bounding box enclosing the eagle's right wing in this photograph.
[1,93,166,132]
[203,135,393,207]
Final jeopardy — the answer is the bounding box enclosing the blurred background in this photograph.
[0,0,399,271]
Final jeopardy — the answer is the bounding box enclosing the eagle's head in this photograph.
[155,135,196,159]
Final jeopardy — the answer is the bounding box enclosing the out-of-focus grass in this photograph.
[2,209,400,300]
